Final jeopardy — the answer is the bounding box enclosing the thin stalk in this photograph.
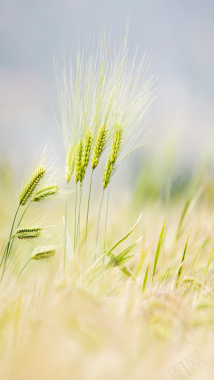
[85,171,93,248]
[64,187,68,274]
[94,189,105,260]
[17,202,30,229]
[83,171,93,274]
[0,239,11,269]
[104,181,111,253]
[7,202,31,261]
[10,205,20,239]
[1,205,20,279]
[13,258,31,290]
[77,183,83,255]
[74,183,78,251]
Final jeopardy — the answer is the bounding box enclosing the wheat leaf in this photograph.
[152,217,166,279]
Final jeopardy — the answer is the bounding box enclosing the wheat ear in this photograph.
[81,129,92,181]
[13,245,56,290]
[92,124,107,170]
[66,144,75,183]
[103,124,122,189]
[14,226,42,240]
[31,245,56,260]
[19,166,45,205]
[32,185,59,202]
[75,139,83,183]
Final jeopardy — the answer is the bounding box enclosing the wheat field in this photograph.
[0,32,214,380]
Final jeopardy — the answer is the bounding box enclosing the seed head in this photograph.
[31,245,56,260]
[75,139,83,183]
[66,144,75,183]
[19,166,45,206]
[14,226,42,240]
[103,124,122,189]
[32,185,59,202]
[92,124,107,170]
[81,129,92,182]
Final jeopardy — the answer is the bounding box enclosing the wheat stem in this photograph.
[104,180,111,253]
[83,171,93,275]
[74,183,78,251]
[7,202,31,260]
[0,240,10,269]
[1,205,20,279]
[85,171,93,248]
[94,189,105,260]
[64,186,68,274]
[77,183,83,255]
[13,258,31,290]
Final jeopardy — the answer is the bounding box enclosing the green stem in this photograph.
[84,171,93,250]
[94,189,105,260]
[104,181,111,253]
[7,202,31,261]
[64,187,68,274]
[17,202,30,229]
[0,239,11,268]
[77,183,83,255]
[10,205,20,238]
[13,258,31,290]
[74,183,78,251]
[1,205,20,279]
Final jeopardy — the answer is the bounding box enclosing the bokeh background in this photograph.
[0,0,214,179]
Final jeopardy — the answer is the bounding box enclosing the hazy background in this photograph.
[0,0,214,175]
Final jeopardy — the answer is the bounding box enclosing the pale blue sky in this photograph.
[0,0,214,168]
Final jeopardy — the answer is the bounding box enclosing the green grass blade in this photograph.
[175,234,189,289]
[142,260,150,292]
[204,244,214,282]
[121,266,133,277]
[109,212,143,252]
[176,186,203,240]
[84,214,142,278]
[106,238,142,279]
[176,197,191,240]
[108,237,142,267]
[152,217,166,280]
[134,241,146,277]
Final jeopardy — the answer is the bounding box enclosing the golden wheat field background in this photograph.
[1,2,214,380]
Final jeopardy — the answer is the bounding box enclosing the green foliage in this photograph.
[176,234,189,289]
[152,218,166,280]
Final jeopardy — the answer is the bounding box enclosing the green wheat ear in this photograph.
[32,185,59,202]
[66,144,75,183]
[103,124,122,189]
[92,124,107,170]
[81,129,92,181]
[19,166,45,205]
[14,226,42,240]
[13,245,56,289]
[75,139,83,184]
[31,245,56,260]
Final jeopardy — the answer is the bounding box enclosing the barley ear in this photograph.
[14,226,42,240]
[103,124,122,189]
[66,144,75,183]
[92,124,107,170]
[31,245,56,260]
[32,185,59,202]
[19,166,46,205]
[75,139,83,183]
[81,129,92,182]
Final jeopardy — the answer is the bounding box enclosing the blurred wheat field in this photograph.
[0,156,214,380]
[1,31,214,380]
